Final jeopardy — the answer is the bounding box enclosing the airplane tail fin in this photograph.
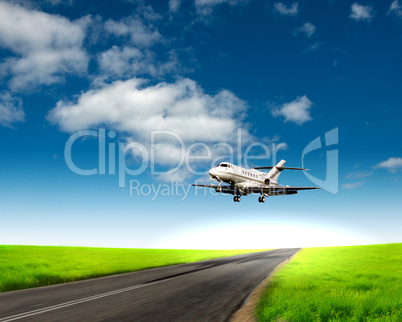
[266,159,286,182]
[253,159,309,184]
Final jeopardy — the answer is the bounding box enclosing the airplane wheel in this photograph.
[233,196,240,202]
[261,196,265,203]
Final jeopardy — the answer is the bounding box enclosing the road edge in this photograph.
[230,248,301,322]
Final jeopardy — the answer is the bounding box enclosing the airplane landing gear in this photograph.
[258,196,266,203]
[233,195,241,202]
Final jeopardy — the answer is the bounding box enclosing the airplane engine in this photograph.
[214,186,233,194]
[264,178,270,185]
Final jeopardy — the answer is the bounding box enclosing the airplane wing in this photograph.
[192,184,219,189]
[192,184,235,192]
[193,184,319,196]
[253,166,309,171]
[247,185,319,195]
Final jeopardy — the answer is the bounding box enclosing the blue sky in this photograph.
[0,0,401,249]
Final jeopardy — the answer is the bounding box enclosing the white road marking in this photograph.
[0,276,179,321]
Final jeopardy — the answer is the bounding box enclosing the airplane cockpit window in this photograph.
[217,163,231,168]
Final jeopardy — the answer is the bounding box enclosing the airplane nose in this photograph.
[209,168,219,177]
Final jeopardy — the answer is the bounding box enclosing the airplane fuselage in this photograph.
[208,162,279,189]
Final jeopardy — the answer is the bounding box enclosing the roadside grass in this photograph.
[256,243,401,321]
[0,245,268,293]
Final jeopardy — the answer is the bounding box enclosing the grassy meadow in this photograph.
[0,245,267,293]
[256,243,401,321]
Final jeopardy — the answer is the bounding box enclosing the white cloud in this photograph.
[304,42,323,53]
[44,0,74,6]
[48,77,250,179]
[349,3,374,21]
[104,16,161,47]
[48,77,247,141]
[98,46,179,79]
[98,46,143,76]
[0,92,25,127]
[273,2,299,16]
[294,23,316,37]
[155,167,194,182]
[0,1,90,91]
[195,0,246,16]
[375,157,402,173]
[346,170,373,180]
[169,0,181,12]
[342,181,364,189]
[271,95,313,125]
[101,8,179,79]
[387,0,402,17]
[100,9,172,80]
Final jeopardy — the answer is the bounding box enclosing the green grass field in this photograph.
[0,245,267,293]
[256,243,401,321]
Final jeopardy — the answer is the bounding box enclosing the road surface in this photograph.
[0,248,300,321]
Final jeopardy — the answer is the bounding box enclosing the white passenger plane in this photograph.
[193,159,319,203]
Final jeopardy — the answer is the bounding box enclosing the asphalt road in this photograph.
[0,248,300,322]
